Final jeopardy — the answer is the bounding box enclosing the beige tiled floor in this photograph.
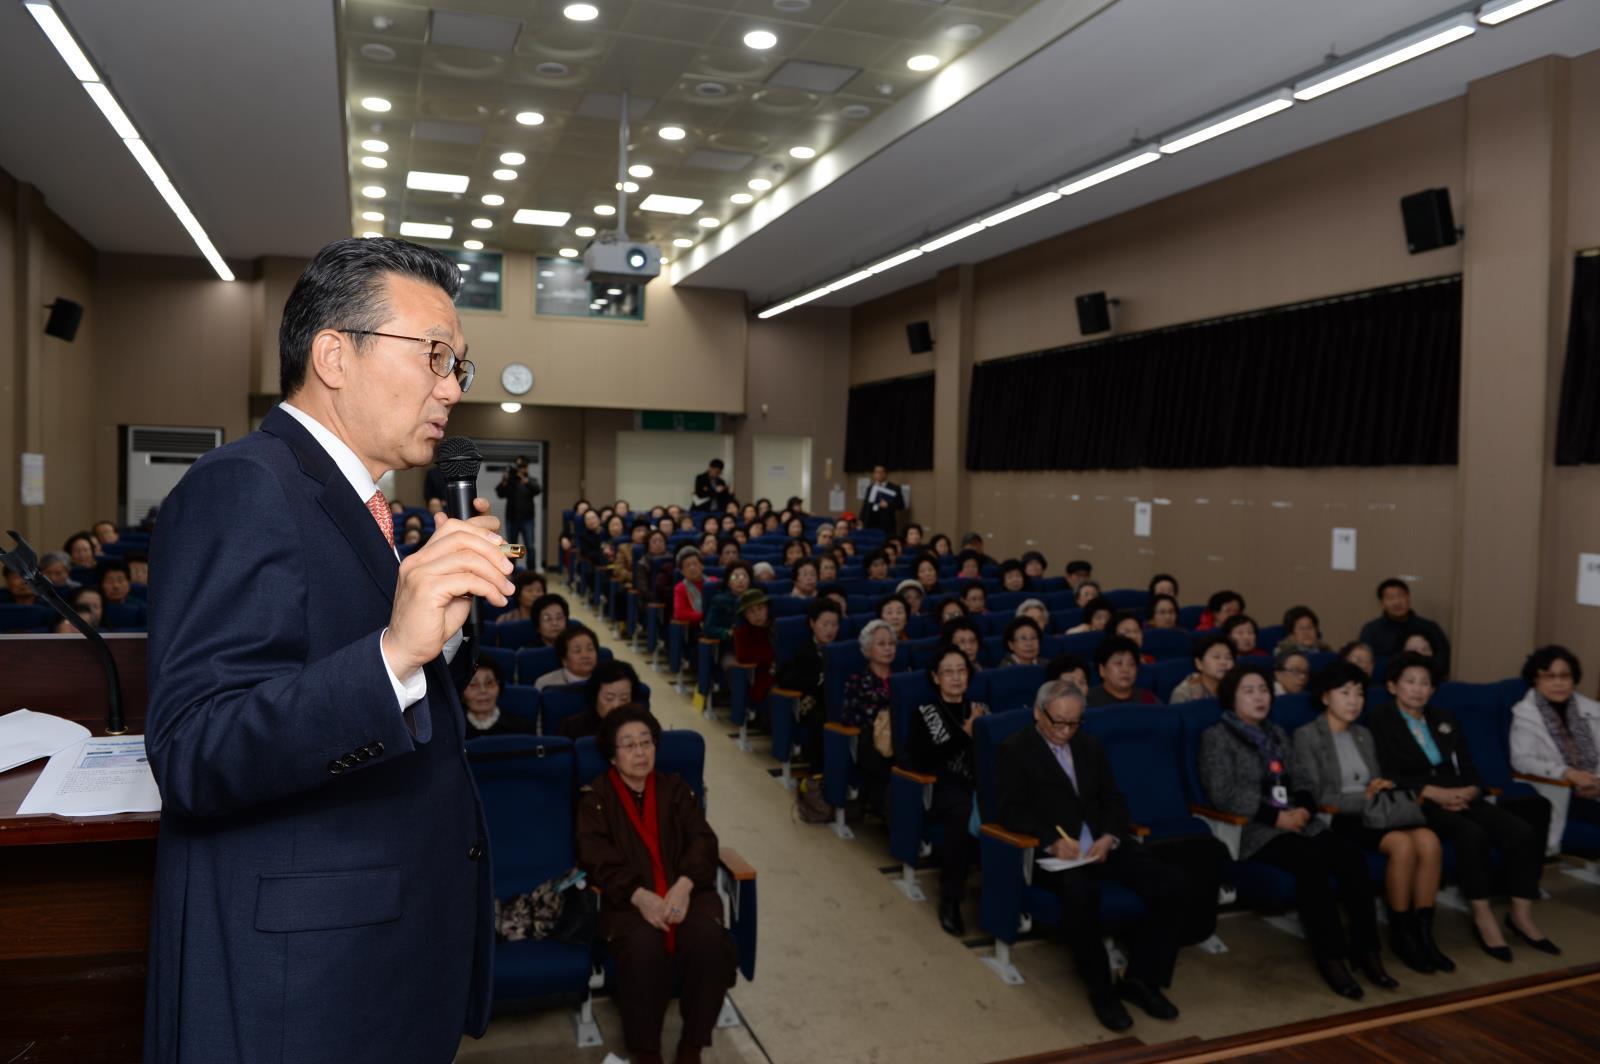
[459,595,1600,1064]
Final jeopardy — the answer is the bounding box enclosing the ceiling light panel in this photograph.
[1160,90,1294,154]
[399,221,452,239]
[1479,0,1558,24]
[1058,147,1160,196]
[513,209,572,226]
[428,9,523,53]
[406,171,470,193]
[640,194,703,215]
[24,3,100,80]
[1293,14,1476,101]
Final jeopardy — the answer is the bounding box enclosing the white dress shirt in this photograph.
[280,402,462,710]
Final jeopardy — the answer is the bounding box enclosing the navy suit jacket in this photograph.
[144,406,492,1063]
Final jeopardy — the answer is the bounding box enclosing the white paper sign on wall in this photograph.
[20,453,44,506]
[1133,501,1152,538]
[828,486,846,513]
[1332,527,1357,572]
[1577,553,1600,607]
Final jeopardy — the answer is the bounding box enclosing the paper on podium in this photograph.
[17,735,162,817]
[0,708,92,774]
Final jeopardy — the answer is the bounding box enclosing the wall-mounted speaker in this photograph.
[1400,188,1458,254]
[906,320,934,354]
[44,298,83,342]
[1075,292,1112,336]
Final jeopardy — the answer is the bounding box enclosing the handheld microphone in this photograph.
[434,437,484,645]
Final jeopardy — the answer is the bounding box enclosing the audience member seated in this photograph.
[1113,613,1156,664]
[1000,616,1043,667]
[1045,653,1091,691]
[1147,594,1180,629]
[496,571,546,625]
[1401,630,1436,657]
[1073,581,1103,609]
[1168,634,1235,705]
[998,559,1027,592]
[1360,579,1452,676]
[1087,636,1160,707]
[897,580,926,616]
[461,659,535,738]
[959,580,987,615]
[876,594,911,641]
[950,550,981,582]
[1294,661,1448,976]
[935,597,967,626]
[715,540,739,570]
[1066,560,1093,592]
[776,599,840,767]
[126,553,149,587]
[1195,590,1243,632]
[576,707,738,1064]
[1021,551,1048,585]
[37,551,74,588]
[1223,614,1269,659]
[1273,649,1310,696]
[1370,653,1553,962]
[929,534,953,558]
[98,560,146,624]
[1066,596,1114,635]
[701,561,752,643]
[864,550,891,582]
[1339,640,1375,678]
[1199,665,1386,999]
[843,620,898,817]
[913,553,942,595]
[1278,606,1331,655]
[790,558,820,600]
[940,617,984,672]
[781,539,807,570]
[559,660,643,740]
[535,623,601,691]
[70,587,103,627]
[751,561,775,583]
[1015,598,1050,631]
[997,679,1205,1033]
[672,549,713,633]
[732,590,775,706]
[1148,572,1178,599]
[1,564,36,606]
[1510,646,1600,843]
[531,593,570,647]
[64,531,99,571]
[907,646,988,936]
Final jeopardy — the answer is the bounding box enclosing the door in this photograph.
[751,435,811,514]
[474,440,548,571]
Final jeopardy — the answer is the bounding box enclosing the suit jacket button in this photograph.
[354,747,372,762]
[340,755,358,769]
[369,742,384,757]
[327,760,345,775]
[468,844,484,861]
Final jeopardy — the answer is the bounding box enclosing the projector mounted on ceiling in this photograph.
[583,87,661,286]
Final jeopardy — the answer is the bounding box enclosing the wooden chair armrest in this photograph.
[647,602,663,613]
[892,766,936,786]
[732,661,758,670]
[1513,771,1572,788]
[1129,823,1152,838]
[718,846,757,881]
[698,636,721,645]
[771,687,801,698]
[824,722,860,737]
[670,618,690,627]
[1320,804,1341,815]
[1487,786,1503,797]
[980,823,1040,849]
[1188,803,1249,826]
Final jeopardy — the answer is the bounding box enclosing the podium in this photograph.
[0,634,156,1062]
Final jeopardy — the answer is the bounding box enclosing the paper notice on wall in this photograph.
[1332,527,1357,572]
[1577,553,1600,607]
[768,464,786,480]
[20,452,44,506]
[1133,501,1152,538]
[855,477,870,501]
[828,485,846,513]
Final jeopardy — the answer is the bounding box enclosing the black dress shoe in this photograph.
[1505,914,1560,955]
[1089,989,1134,1033]
[1388,911,1434,975]
[1317,958,1365,1000]
[938,899,965,937]
[1472,925,1512,962]
[1117,976,1179,1020]
[1355,950,1399,990]
[1414,907,1455,973]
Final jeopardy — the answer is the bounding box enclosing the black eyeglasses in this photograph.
[1042,713,1082,731]
[341,329,474,392]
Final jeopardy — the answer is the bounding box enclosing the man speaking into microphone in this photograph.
[143,238,511,1063]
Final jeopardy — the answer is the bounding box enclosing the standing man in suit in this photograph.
[862,465,903,535]
[691,458,731,512]
[495,454,541,562]
[995,680,1195,1033]
[144,237,516,1063]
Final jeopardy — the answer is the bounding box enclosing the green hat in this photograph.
[738,589,770,615]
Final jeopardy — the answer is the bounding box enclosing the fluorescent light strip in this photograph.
[1160,91,1294,154]
[826,270,874,293]
[406,171,470,193]
[868,248,923,274]
[26,2,232,281]
[981,191,1061,227]
[1059,148,1160,196]
[756,302,795,320]
[512,209,572,227]
[398,221,453,240]
[1478,0,1557,23]
[1294,15,1475,101]
[789,287,831,307]
[920,222,985,253]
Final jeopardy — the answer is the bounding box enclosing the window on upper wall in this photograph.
[444,250,503,312]
[534,255,645,321]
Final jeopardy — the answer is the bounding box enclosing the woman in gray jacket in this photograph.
[1293,661,1449,977]
[1199,664,1385,999]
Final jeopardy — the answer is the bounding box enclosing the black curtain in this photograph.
[1556,255,1600,465]
[845,373,935,472]
[966,277,1461,471]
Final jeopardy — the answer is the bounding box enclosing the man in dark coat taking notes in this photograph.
[144,237,513,1063]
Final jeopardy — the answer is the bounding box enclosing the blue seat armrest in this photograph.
[889,766,935,866]
[727,662,755,725]
[718,847,759,982]
[979,823,1037,944]
[822,723,859,808]
[768,688,800,765]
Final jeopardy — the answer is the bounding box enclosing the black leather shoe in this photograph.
[1389,911,1434,974]
[1356,950,1399,990]
[1317,958,1365,1000]
[1117,976,1179,1020]
[1505,914,1560,955]
[1472,925,1512,962]
[938,899,965,937]
[1414,907,1454,973]
[1089,989,1134,1033]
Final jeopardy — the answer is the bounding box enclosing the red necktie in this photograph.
[367,489,394,549]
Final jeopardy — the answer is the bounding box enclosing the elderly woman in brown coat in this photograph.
[576,706,736,1064]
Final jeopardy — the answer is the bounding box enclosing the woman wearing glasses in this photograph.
[577,706,737,1064]
[1510,646,1600,854]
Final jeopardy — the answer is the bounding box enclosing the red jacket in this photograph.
[732,622,775,704]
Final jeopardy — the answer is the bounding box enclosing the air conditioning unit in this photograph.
[121,425,222,526]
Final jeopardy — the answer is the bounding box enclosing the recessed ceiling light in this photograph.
[480,272,499,282]
[360,96,392,112]
[563,3,599,21]
[639,193,703,214]
[788,146,815,159]
[463,239,484,250]
[841,103,872,120]
[457,263,472,271]
[361,210,385,222]
[614,181,640,193]
[360,42,397,62]
[361,139,388,153]
[658,126,686,141]
[660,257,670,265]
[499,151,526,166]
[360,156,387,168]
[559,247,579,257]
[575,225,596,237]
[399,221,452,239]
[500,402,523,413]
[407,171,470,193]
[628,164,653,178]
[944,23,983,42]
[361,230,382,239]
[470,217,493,229]
[730,192,753,204]
[906,55,940,72]
[594,204,616,216]
[607,288,623,295]
[747,178,772,191]
[673,237,694,248]
[493,168,518,181]
[744,30,777,50]
[515,111,545,125]
[362,185,386,198]
[481,193,505,206]
[512,209,572,226]
[698,217,720,228]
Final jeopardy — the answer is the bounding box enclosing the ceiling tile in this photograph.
[428,10,525,52]
[765,58,861,93]
[685,148,755,171]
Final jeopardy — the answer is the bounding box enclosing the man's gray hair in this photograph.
[1034,679,1086,713]
[858,618,896,654]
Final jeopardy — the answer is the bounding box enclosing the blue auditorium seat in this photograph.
[0,603,49,632]
[479,646,516,683]
[498,684,540,731]
[494,618,536,648]
[1142,627,1195,661]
